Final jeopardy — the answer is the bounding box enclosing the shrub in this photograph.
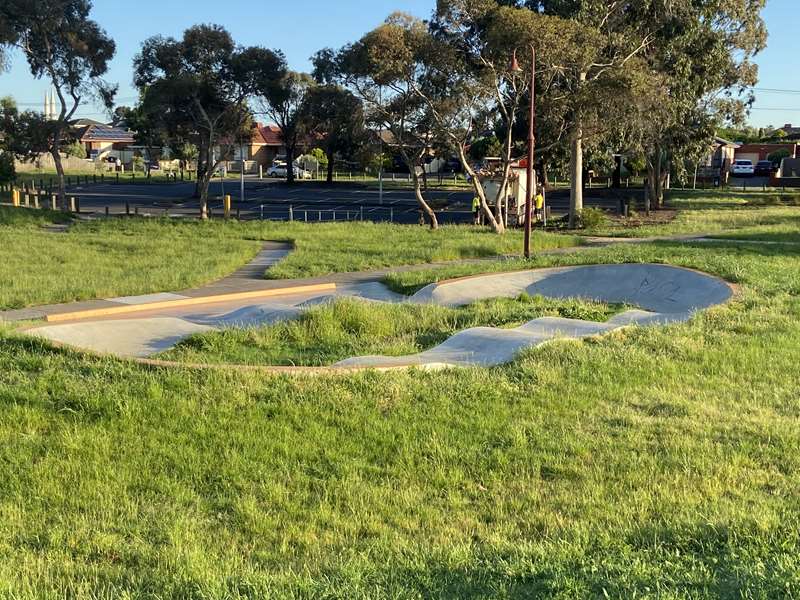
[0,151,14,185]
[63,140,86,159]
[579,207,608,230]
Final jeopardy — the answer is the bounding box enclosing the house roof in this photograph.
[253,124,284,146]
[714,136,740,148]
[72,118,106,128]
[79,124,135,144]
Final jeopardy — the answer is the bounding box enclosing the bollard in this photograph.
[258,165,263,180]
[304,210,308,222]
[236,208,240,220]
[116,173,119,184]
[260,204,264,220]
[33,194,39,209]
[360,205,364,221]
[105,206,109,216]
[289,205,294,221]
[12,189,19,207]
[223,194,231,219]
[69,197,76,212]
[390,207,394,222]
[318,210,322,221]
[24,193,29,207]
[51,194,58,210]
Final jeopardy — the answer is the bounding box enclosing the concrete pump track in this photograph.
[17,243,735,374]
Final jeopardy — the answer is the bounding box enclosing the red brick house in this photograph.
[735,143,799,163]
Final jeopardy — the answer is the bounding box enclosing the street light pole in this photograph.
[524,45,536,260]
[378,86,384,205]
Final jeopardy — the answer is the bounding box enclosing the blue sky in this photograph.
[1,0,797,129]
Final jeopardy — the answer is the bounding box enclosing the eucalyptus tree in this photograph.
[134,25,284,218]
[257,71,314,184]
[523,0,767,210]
[425,0,641,228]
[301,85,366,184]
[116,99,167,178]
[0,0,116,209]
[317,14,442,229]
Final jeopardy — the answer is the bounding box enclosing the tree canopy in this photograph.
[0,0,116,208]
[134,24,285,217]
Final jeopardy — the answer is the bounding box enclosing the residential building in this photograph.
[76,124,135,159]
[735,142,799,163]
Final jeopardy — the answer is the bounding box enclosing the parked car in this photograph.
[754,160,776,176]
[730,159,755,177]
[267,163,312,179]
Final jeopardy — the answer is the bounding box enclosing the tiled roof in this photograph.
[79,124,135,143]
[254,124,284,146]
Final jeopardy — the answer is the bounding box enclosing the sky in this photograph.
[1,0,798,129]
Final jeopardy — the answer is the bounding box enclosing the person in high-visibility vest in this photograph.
[472,196,481,224]
[534,191,545,223]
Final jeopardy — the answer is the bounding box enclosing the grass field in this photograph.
[161,296,622,366]
[1,193,799,596]
[589,191,800,241]
[0,206,578,310]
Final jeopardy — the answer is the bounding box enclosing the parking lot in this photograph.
[58,177,627,223]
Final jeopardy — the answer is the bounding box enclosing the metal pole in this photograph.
[240,142,245,205]
[379,87,384,205]
[524,45,536,259]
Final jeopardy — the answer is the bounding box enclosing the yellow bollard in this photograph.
[12,189,20,207]
[224,194,231,219]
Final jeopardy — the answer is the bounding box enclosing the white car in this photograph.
[267,164,312,179]
[730,159,755,177]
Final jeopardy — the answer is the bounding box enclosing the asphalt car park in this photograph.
[61,177,623,224]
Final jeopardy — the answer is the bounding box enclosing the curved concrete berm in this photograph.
[27,264,733,369]
[336,264,733,368]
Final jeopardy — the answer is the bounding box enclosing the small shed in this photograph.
[479,158,534,226]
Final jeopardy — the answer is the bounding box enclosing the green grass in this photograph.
[0,206,579,310]
[161,296,622,366]
[1,235,800,596]
[587,191,800,240]
[262,222,578,280]
[2,197,800,596]
[0,210,261,310]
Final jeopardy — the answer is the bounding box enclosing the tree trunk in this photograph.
[198,172,211,220]
[286,144,295,184]
[454,144,504,233]
[653,145,663,209]
[326,147,335,184]
[195,140,208,199]
[411,164,438,230]
[568,72,587,229]
[539,159,550,190]
[49,129,69,211]
[569,126,583,228]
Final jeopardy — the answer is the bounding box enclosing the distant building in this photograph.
[696,137,740,183]
[76,124,135,159]
[736,142,799,163]
[780,123,800,137]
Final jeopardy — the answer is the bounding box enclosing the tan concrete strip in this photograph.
[44,283,337,323]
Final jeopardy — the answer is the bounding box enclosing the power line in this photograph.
[749,107,800,112]
[752,87,800,95]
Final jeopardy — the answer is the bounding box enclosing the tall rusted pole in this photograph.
[524,45,536,259]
